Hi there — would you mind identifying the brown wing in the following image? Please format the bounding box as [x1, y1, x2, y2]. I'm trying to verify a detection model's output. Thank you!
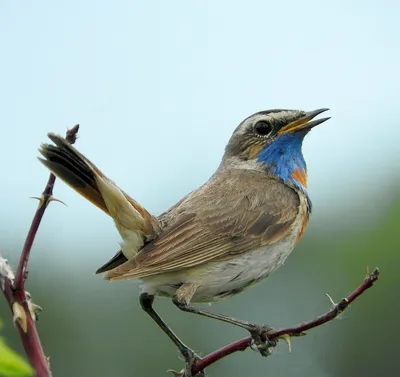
[105, 169, 300, 280]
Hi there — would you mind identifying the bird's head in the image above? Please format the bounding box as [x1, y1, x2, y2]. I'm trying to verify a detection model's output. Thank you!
[223, 108, 330, 193]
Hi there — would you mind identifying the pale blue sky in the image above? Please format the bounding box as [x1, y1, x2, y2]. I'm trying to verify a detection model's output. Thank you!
[1, 1, 399, 261]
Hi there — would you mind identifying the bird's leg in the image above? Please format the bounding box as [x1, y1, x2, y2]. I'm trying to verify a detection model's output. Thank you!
[139, 293, 201, 374]
[173, 289, 276, 357]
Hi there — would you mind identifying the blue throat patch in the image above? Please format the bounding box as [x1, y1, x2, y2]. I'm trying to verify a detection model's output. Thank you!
[257, 132, 308, 193]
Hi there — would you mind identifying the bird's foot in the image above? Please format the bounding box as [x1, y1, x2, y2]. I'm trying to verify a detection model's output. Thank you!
[168, 347, 204, 377]
[248, 324, 277, 357]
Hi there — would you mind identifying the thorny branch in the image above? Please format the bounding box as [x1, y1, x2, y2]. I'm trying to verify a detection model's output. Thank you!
[190, 268, 380, 376]
[0, 125, 79, 377]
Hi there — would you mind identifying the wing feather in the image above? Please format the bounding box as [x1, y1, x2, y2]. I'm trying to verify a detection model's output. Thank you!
[105, 169, 301, 280]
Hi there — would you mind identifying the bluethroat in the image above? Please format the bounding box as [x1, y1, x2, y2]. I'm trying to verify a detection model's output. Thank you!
[39, 108, 330, 367]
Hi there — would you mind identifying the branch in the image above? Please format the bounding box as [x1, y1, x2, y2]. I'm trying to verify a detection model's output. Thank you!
[0, 125, 79, 377]
[191, 268, 380, 376]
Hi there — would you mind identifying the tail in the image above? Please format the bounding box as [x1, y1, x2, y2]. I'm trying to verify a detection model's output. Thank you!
[39, 133, 161, 271]
[39, 133, 110, 215]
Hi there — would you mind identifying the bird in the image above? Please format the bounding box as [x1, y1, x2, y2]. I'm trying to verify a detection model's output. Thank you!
[39, 108, 330, 370]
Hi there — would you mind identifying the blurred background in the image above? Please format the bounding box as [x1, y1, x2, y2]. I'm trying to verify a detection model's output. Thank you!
[1, 1, 399, 376]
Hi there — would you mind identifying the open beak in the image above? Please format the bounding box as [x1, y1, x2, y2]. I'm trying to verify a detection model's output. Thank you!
[278, 108, 330, 134]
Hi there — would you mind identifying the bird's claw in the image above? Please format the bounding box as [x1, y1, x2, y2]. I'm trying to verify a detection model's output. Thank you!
[168, 348, 204, 377]
[248, 324, 277, 357]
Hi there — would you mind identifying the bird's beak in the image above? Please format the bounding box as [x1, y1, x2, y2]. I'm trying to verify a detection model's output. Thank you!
[278, 108, 330, 134]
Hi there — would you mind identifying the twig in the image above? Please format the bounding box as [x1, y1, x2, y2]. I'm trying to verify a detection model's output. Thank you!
[191, 268, 380, 375]
[0, 125, 79, 377]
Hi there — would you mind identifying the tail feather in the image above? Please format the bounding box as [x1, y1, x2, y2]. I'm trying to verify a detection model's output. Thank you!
[39, 133, 162, 265]
[39, 135, 109, 214]
[95, 250, 128, 274]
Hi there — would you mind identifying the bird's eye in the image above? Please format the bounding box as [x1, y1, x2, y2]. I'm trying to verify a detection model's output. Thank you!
[254, 121, 272, 137]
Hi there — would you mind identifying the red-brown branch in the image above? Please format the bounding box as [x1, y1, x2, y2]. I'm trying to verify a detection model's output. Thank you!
[0, 125, 79, 377]
[191, 268, 380, 375]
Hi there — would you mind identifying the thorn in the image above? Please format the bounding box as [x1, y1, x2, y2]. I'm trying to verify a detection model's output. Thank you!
[12, 302, 28, 333]
[25, 291, 43, 321]
[30, 195, 67, 208]
[48, 196, 67, 207]
[30, 195, 47, 209]
[325, 293, 337, 307]
[280, 334, 292, 353]
[167, 369, 185, 377]
[29, 303, 43, 321]
[326, 294, 347, 317]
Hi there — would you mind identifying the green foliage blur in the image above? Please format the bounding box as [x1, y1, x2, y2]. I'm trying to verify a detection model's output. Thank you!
[0, 319, 33, 377]
[0, 190, 399, 377]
